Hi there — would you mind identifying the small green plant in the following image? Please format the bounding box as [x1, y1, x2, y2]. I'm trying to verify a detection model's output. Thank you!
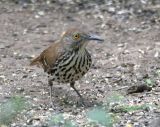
[49, 113, 77, 127]
[87, 107, 114, 127]
[117, 104, 147, 113]
[145, 78, 154, 87]
[123, 104, 148, 112]
[111, 104, 155, 113]
[0, 96, 27, 125]
[156, 69, 160, 77]
[86, 92, 124, 126]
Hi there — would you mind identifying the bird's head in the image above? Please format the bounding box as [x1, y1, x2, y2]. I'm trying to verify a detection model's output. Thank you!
[60, 28, 104, 51]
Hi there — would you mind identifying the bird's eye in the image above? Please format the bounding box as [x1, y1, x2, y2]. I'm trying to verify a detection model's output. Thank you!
[73, 33, 80, 40]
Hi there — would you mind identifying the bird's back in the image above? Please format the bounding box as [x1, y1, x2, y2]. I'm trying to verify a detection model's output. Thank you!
[30, 41, 63, 72]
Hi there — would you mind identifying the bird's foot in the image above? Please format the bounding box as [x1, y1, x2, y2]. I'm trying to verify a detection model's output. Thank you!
[76, 97, 86, 107]
[49, 102, 54, 108]
[48, 96, 55, 109]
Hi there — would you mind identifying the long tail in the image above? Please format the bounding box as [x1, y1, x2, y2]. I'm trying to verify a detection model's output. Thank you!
[30, 56, 41, 66]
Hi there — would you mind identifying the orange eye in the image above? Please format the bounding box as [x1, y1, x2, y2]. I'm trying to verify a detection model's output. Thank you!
[73, 33, 80, 40]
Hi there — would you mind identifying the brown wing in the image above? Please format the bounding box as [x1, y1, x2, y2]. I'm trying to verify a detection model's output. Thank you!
[30, 41, 63, 72]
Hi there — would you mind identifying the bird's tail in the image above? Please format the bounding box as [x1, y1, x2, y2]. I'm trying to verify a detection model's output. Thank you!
[30, 56, 41, 66]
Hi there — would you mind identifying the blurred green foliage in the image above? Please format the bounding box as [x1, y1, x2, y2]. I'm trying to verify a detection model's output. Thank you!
[145, 78, 154, 87]
[87, 107, 113, 127]
[112, 104, 150, 113]
[156, 69, 160, 77]
[49, 113, 77, 127]
[0, 96, 27, 125]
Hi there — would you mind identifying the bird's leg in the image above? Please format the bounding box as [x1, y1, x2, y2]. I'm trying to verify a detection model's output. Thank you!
[48, 78, 54, 107]
[70, 82, 85, 105]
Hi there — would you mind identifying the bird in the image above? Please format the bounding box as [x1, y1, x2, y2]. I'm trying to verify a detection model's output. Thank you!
[30, 28, 104, 105]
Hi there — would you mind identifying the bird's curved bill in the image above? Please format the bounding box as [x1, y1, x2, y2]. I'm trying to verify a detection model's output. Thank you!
[88, 34, 104, 42]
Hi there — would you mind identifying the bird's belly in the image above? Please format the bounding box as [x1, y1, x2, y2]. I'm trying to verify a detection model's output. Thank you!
[50, 50, 92, 83]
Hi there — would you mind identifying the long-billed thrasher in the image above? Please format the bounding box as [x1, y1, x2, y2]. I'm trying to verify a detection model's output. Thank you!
[30, 28, 104, 105]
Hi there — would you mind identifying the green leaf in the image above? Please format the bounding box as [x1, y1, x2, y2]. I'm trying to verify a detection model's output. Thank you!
[145, 79, 154, 86]
[49, 114, 64, 126]
[157, 69, 160, 76]
[0, 96, 27, 125]
[87, 107, 113, 126]
[49, 114, 77, 127]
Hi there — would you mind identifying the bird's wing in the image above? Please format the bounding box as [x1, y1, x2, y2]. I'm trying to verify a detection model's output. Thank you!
[30, 41, 64, 72]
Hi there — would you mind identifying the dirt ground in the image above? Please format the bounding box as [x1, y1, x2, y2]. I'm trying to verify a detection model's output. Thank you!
[0, 0, 160, 127]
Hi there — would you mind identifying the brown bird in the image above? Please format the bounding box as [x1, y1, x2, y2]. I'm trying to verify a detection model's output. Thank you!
[30, 28, 104, 105]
